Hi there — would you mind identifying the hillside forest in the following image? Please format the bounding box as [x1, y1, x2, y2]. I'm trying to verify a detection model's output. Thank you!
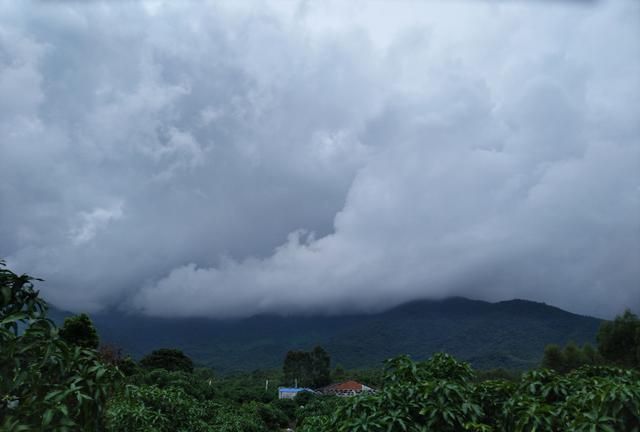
[1, 261, 639, 431]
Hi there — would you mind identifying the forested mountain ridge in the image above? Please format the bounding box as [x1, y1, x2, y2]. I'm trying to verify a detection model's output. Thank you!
[49, 297, 601, 372]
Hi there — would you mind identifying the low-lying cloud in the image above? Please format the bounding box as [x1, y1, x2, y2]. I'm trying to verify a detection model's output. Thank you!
[1, 0, 638, 318]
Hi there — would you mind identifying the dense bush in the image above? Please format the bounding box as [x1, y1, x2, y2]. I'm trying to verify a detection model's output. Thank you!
[130, 368, 217, 400]
[0, 261, 120, 432]
[106, 385, 213, 432]
[59, 313, 100, 349]
[298, 353, 640, 432]
[597, 310, 640, 369]
[105, 383, 281, 432]
[140, 348, 194, 373]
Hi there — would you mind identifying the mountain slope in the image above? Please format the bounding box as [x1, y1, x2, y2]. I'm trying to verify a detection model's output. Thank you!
[49, 297, 601, 372]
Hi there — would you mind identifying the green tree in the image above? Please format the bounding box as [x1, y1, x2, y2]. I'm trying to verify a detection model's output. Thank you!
[563, 341, 586, 372]
[332, 364, 346, 382]
[140, 348, 194, 373]
[581, 342, 599, 365]
[597, 309, 640, 368]
[296, 353, 640, 432]
[310, 346, 331, 388]
[541, 344, 565, 372]
[59, 313, 99, 349]
[283, 350, 312, 387]
[99, 344, 139, 376]
[283, 346, 331, 388]
[0, 261, 119, 431]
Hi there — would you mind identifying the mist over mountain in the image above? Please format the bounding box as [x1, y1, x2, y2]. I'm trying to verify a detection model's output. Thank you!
[50, 297, 601, 373]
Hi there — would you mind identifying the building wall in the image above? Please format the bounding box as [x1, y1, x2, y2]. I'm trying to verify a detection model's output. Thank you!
[278, 391, 298, 399]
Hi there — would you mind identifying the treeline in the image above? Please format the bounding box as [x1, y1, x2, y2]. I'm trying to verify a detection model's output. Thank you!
[541, 310, 640, 373]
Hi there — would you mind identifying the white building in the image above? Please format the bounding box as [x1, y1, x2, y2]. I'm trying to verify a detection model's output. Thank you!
[277, 387, 317, 399]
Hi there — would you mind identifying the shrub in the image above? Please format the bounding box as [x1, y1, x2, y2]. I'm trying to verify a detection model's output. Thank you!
[0, 261, 120, 431]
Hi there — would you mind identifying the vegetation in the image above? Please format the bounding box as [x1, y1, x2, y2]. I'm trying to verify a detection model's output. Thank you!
[597, 309, 640, 369]
[1, 261, 638, 431]
[59, 313, 100, 349]
[0, 261, 119, 431]
[283, 346, 331, 388]
[540, 342, 601, 373]
[140, 348, 195, 373]
[298, 354, 640, 432]
[48, 297, 601, 372]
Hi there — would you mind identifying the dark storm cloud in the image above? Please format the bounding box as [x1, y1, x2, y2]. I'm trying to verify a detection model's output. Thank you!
[0, 0, 638, 318]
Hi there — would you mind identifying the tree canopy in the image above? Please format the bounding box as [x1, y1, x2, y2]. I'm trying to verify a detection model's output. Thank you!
[140, 348, 194, 373]
[283, 346, 331, 388]
[59, 313, 100, 349]
[597, 309, 640, 369]
[0, 261, 119, 432]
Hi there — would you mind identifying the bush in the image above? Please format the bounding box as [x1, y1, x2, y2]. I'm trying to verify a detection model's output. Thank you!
[59, 313, 99, 349]
[140, 348, 194, 373]
[0, 261, 120, 431]
[297, 354, 640, 432]
[106, 385, 212, 432]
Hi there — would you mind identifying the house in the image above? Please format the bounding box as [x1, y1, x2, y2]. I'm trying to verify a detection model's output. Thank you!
[317, 380, 375, 397]
[277, 387, 317, 400]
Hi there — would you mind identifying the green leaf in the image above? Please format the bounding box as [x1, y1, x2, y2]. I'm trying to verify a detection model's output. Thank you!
[42, 409, 54, 426]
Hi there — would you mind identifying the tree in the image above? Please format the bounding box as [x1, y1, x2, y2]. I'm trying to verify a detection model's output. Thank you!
[59, 313, 99, 349]
[140, 348, 194, 373]
[310, 346, 331, 388]
[541, 344, 565, 372]
[563, 341, 586, 372]
[581, 343, 599, 365]
[99, 343, 139, 376]
[283, 350, 312, 387]
[332, 364, 346, 382]
[597, 309, 640, 368]
[283, 346, 332, 388]
[0, 261, 119, 431]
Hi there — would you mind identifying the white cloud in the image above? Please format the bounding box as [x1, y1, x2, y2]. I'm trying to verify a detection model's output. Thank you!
[69, 203, 124, 245]
[0, 0, 638, 318]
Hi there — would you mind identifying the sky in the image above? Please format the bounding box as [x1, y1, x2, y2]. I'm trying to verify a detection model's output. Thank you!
[0, 0, 638, 319]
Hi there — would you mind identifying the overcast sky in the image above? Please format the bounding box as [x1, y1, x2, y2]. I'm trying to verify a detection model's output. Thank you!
[1, 0, 638, 319]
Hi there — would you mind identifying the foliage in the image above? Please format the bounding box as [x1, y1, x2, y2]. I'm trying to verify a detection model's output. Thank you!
[474, 368, 520, 382]
[130, 368, 216, 401]
[283, 345, 331, 387]
[283, 350, 312, 387]
[541, 341, 600, 373]
[105, 385, 212, 432]
[310, 346, 332, 387]
[298, 353, 640, 432]
[105, 383, 285, 432]
[0, 261, 120, 432]
[105, 364, 292, 432]
[212, 369, 278, 404]
[302, 353, 483, 432]
[296, 395, 344, 431]
[140, 348, 194, 373]
[248, 400, 289, 430]
[597, 309, 640, 368]
[99, 344, 139, 376]
[59, 313, 100, 349]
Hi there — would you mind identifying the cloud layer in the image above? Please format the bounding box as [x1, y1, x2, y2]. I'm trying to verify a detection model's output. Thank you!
[1, 0, 638, 318]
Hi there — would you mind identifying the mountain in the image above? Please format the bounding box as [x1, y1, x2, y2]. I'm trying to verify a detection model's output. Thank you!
[48, 297, 602, 373]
